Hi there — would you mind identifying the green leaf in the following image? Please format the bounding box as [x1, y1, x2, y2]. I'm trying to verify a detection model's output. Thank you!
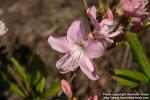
[112, 76, 138, 88]
[8, 81, 25, 97]
[113, 69, 149, 83]
[11, 58, 28, 85]
[126, 32, 150, 79]
[29, 53, 47, 93]
[98, 0, 105, 14]
[31, 71, 41, 86]
[36, 77, 46, 93]
[29, 53, 47, 78]
[0, 71, 7, 80]
[143, 17, 149, 27]
[0, 71, 25, 97]
[44, 80, 60, 97]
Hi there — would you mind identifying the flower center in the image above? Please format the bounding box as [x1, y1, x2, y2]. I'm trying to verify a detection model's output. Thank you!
[57, 43, 84, 73]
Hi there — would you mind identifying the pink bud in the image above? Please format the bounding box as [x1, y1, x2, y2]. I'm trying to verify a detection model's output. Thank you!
[88, 95, 98, 100]
[60, 79, 73, 98]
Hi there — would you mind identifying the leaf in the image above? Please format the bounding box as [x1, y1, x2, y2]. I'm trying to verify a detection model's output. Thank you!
[0, 70, 25, 97]
[112, 76, 138, 88]
[0, 71, 25, 97]
[113, 69, 149, 83]
[36, 77, 46, 93]
[11, 58, 28, 85]
[31, 71, 41, 86]
[44, 80, 60, 97]
[98, 0, 105, 13]
[29, 53, 47, 78]
[8, 81, 25, 97]
[0, 71, 7, 80]
[29, 53, 47, 93]
[143, 17, 149, 27]
[126, 32, 150, 79]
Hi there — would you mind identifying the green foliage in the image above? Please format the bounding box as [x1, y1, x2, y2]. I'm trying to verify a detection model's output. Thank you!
[126, 32, 150, 79]
[113, 69, 149, 83]
[30, 53, 47, 94]
[112, 76, 138, 88]
[143, 17, 149, 27]
[7, 80, 26, 97]
[30, 53, 47, 77]
[113, 32, 150, 88]
[0, 53, 61, 99]
[98, 0, 105, 13]
[36, 77, 46, 93]
[44, 80, 60, 97]
[0, 71, 25, 97]
[11, 58, 29, 86]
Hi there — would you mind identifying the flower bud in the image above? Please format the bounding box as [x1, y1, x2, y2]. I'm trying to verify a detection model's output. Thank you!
[60, 79, 73, 98]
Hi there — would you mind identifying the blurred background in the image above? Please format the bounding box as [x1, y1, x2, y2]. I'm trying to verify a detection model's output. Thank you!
[0, 0, 150, 99]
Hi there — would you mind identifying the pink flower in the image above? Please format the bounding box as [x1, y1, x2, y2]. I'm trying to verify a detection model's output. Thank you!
[0, 21, 7, 36]
[88, 95, 98, 100]
[86, 6, 123, 44]
[61, 79, 72, 98]
[48, 20, 105, 80]
[116, 0, 150, 24]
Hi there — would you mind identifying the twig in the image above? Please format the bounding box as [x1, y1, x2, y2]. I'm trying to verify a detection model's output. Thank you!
[69, 73, 77, 83]
[121, 46, 130, 69]
[82, 0, 88, 9]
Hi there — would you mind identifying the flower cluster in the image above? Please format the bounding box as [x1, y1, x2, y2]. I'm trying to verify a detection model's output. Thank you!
[87, 6, 123, 45]
[48, 0, 150, 80]
[116, 0, 150, 26]
[48, 8, 122, 80]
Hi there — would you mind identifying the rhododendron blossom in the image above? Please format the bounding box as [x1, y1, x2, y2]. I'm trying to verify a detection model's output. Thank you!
[61, 79, 72, 98]
[86, 6, 123, 44]
[48, 20, 105, 80]
[0, 21, 7, 36]
[116, 0, 150, 24]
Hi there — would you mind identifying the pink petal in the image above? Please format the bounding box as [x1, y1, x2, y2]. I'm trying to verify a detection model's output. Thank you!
[86, 6, 97, 21]
[86, 6, 100, 31]
[61, 79, 73, 97]
[106, 26, 123, 38]
[104, 8, 114, 20]
[48, 36, 71, 53]
[0, 21, 7, 36]
[100, 19, 115, 35]
[116, 0, 133, 16]
[79, 52, 99, 80]
[131, 17, 142, 23]
[67, 20, 85, 43]
[105, 37, 114, 43]
[56, 53, 79, 73]
[85, 40, 105, 59]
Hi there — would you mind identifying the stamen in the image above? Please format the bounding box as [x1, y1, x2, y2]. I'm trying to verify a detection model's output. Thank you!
[59, 47, 83, 72]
